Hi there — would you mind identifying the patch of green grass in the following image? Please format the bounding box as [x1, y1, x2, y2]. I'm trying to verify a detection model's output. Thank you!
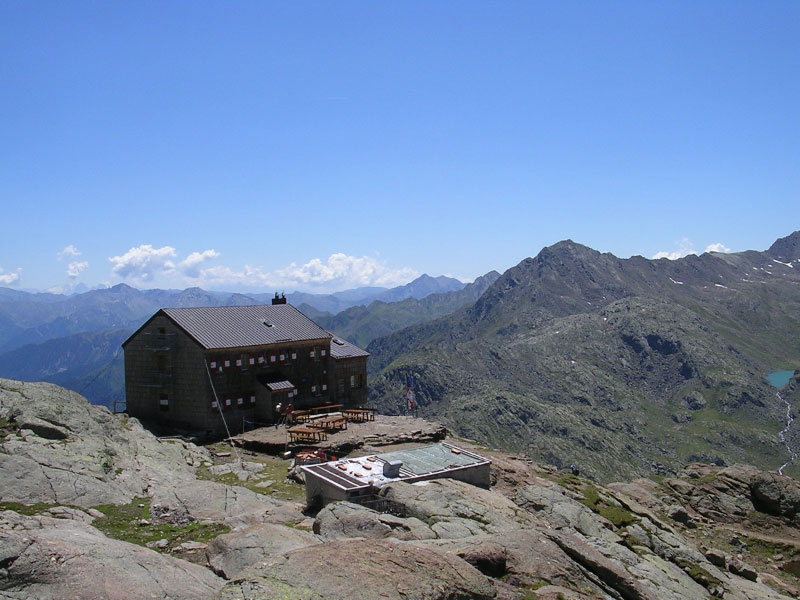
[92, 497, 229, 551]
[0, 501, 59, 516]
[195, 457, 305, 502]
[579, 485, 637, 528]
[0, 416, 18, 444]
[675, 557, 723, 591]
[745, 537, 800, 560]
[554, 473, 583, 492]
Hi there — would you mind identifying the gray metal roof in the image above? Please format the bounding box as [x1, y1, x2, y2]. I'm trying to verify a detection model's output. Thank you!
[266, 380, 295, 392]
[329, 335, 370, 359]
[162, 304, 332, 350]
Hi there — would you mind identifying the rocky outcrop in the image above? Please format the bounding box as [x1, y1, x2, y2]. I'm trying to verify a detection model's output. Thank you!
[313, 501, 435, 541]
[0, 379, 207, 508]
[379, 479, 536, 537]
[1, 379, 798, 600]
[217, 539, 496, 600]
[0, 510, 223, 600]
[206, 523, 319, 579]
[666, 463, 800, 521]
[150, 479, 305, 529]
[0, 379, 308, 597]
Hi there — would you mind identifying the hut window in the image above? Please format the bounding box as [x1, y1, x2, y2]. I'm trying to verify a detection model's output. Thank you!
[237, 397, 243, 406]
[159, 394, 169, 411]
[250, 395, 256, 404]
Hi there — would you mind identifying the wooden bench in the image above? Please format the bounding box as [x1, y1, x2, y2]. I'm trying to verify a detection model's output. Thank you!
[288, 427, 328, 443]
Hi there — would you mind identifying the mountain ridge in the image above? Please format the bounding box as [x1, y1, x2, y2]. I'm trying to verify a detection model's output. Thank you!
[367, 231, 800, 481]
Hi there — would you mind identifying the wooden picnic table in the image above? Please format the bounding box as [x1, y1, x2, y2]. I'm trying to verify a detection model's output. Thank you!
[288, 426, 328, 443]
[310, 404, 343, 415]
[342, 408, 376, 423]
[292, 410, 311, 423]
[308, 416, 348, 431]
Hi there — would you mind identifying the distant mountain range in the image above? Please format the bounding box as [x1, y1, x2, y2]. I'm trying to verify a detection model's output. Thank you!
[5, 232, 800, 484]
[284, 274, 466, 314]
[307, 272, 500, 348]
[0, 273, 479, 407]
[367, 231, 800, 482]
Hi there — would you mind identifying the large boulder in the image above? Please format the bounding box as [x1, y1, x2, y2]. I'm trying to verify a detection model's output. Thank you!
[379, 479, 536, 537]
[0, 510, 223, 600]
[313, 501, 436, 541]
[0, 379, 207, 508]
[206, 523, 319, 579]
[515, 484, 620, 543]
[217, 539, 496, 600]
[410, 530, 614, 595]
[749, 470, 800, 518]
[150, 479, 305, 529]
[667, 463, 800, 521]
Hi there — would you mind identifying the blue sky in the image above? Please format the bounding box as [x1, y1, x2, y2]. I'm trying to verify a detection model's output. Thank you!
[1, 2, 798, 293]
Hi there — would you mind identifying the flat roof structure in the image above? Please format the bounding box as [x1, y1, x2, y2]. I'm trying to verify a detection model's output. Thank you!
[301, 442, 491, 507]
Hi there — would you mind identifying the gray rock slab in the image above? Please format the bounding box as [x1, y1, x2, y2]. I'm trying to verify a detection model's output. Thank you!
[150, 479, 305, 528]
[515, 484, 620, 543]
[312, 501, 435, 541]
[0, 510, 223, 600]
[380, 478, 536, 536]
[0, 379, 209, 509]
[207, 523, 319, 579]
[216, 539, 495, 600]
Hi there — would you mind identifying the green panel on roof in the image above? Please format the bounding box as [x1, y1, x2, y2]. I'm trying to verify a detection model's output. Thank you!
[376, 443, 486, 476]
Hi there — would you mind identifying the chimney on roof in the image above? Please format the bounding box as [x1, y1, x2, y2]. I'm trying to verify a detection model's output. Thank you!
[272, 292, 287, 305]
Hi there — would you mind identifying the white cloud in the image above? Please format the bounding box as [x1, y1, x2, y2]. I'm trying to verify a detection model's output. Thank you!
[0, 268, 21, 285]
[652, 238, 696, 260]
[109, 245, 177, 280]
[275, 253, 418, 289]
[107, 244, 418, 292]
[67, 261, 89, 278]
[704, 243, 731, 254]
[57, 245, 81, 259]
[183, 253, 417, 291]
[179, 249, 220, 278]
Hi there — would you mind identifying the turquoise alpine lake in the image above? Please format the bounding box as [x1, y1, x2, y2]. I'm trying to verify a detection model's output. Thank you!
[767, 370, 796, 389]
